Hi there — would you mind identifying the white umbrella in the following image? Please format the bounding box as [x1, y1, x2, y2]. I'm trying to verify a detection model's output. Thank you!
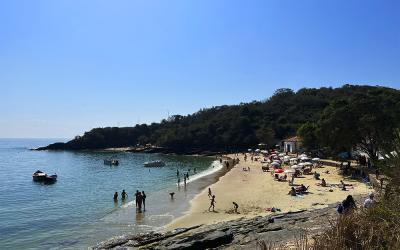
[300, 154, 307, 157]
[248, 149, 252, 151]
[312, 158, 320, 161]
[290, 158, 297, 161]
[305, 162, 313, 165]
[301, 157, 309, 160]
[298, 162, 306, 166]
[283, 170, 295, 174]
[291, 165, 301, 169]
[273, 160, 280, 162]
[255, 149, 260, 152]
[283, 156, 290, 159]
[271, 162, 280, 165]
[278, 154, 284, 157]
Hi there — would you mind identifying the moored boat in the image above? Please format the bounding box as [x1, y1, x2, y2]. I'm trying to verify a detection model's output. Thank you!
[32, 170, 57, 182]
[104, 158, 119, 165]
[144, 160, 165, 166]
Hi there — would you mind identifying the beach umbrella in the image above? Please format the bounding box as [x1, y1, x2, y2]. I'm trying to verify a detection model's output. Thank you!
[283, 156, 290, 159]
[278, 154, 284, 157]
[291, 165, 301, 169]
[301, 156, 309, 160]
[273, 169, 284, 173]
[305, 162, 313, 166]
[255, 149, 260, 152]
[300, 154, 307, 157]
[298, 163, 306, 166]
[271, 162, 280, 165]
[312, 158, 320, 161]
[290, 158, 297, 161]
[283, 170, 295, 174]
[273, 159, 280, 162]
[248, 149, 252, 151]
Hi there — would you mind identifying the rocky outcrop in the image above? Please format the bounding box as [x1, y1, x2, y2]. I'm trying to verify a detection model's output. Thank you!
[90, 203, 340, 250]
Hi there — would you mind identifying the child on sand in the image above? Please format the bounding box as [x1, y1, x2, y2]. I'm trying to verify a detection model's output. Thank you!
[208, 188, 212, 198]
[233, 202, 238, 213]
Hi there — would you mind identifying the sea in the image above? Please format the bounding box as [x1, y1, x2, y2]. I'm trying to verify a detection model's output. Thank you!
[0, 138, 224, 250]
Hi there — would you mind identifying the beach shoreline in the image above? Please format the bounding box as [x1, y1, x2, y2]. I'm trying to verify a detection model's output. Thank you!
[165, 153, 374, 231]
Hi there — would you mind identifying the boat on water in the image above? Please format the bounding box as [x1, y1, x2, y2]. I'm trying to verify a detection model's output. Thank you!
[104, 158, 119, 165]
[144, 160, 165, 166]
[32, 170, 57, 182]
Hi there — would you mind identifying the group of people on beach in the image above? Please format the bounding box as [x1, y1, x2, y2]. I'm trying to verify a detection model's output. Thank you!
[113, 190, 146, 211]
[177, 168, 194, 186]
[207, 187, 239, 214]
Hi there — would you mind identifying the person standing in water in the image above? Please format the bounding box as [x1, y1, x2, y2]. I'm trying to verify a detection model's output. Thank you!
[178, 176, 180, 186]
[134, 190, 140, 208]
[137, 193, 143, 211]
[113, 192, 118, 200]
[142, 191, 146, 210]
[184, 174, 187, 186]
[177, 169, 179, 177]
[121, 190, 128, 199]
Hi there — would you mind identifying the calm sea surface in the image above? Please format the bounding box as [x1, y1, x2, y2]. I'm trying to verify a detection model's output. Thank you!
[0, 139, 220, 249]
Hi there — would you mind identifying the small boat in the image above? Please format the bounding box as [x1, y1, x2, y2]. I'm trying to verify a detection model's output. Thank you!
[32, 170, 57, 182]
[144, 160, 165, 166]
[104, 158, 119, 165]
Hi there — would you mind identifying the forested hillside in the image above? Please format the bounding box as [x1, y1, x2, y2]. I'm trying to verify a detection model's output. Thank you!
[47, 85, 397, 150]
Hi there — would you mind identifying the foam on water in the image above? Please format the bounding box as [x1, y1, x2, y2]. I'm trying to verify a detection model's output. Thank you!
[180, 160, 222, 185]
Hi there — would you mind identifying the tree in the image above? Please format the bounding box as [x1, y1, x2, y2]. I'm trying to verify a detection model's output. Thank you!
[297, 122, 319, 150]
[316, 88, 400, 159]
[256, 127, 276, 150]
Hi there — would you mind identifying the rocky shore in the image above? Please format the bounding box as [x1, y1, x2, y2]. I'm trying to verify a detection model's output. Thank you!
[90, 203, 340, 250]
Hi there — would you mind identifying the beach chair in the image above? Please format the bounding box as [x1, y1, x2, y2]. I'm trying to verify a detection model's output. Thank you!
[365, 181, 372, 189]
[288, 177, 294, 186]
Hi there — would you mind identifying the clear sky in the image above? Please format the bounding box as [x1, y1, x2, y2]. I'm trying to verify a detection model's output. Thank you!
[0, 0, 399, 138]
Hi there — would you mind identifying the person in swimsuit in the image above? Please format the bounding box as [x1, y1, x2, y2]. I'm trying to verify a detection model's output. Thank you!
[233, 202, 238, 213]
[121, 190, 128, 199]
[208, 188, 212, 198]
[113, 192, 118, 200]
[142, 191, 146, 210]
[208, 195, 216, 212]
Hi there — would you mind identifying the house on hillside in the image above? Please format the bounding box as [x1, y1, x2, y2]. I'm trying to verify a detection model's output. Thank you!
[283, 136, 304, 153]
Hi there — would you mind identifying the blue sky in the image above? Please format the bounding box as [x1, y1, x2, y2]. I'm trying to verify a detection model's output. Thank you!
[0, 0, 399, 138]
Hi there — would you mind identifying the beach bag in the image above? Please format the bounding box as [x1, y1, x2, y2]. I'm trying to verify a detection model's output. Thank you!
[337, 202, 343, 214]
[271, 207, 275, 212]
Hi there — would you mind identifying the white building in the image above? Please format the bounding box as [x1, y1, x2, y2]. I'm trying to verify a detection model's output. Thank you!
[283, 136, 302, 153]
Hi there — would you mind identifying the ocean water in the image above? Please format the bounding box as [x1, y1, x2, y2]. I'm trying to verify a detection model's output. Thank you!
[0, 139, 221, 249]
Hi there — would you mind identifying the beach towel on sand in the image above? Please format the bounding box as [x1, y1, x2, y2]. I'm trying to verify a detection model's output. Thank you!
[318, 189, 328, 192]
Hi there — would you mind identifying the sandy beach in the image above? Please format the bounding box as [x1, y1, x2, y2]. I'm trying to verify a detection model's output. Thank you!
[166, 153, 373, 231]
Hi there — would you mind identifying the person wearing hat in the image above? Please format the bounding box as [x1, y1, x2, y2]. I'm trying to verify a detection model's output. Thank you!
[364, 192, 375, 208]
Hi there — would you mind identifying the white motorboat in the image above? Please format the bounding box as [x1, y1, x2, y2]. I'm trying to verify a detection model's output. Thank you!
[144, 160, 165, 166]
[32, 170, 57, 182]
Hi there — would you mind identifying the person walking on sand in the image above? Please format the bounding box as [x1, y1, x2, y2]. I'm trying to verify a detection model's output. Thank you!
[208, 188, 212, 198]
[208, 195, 216, 212]
[233, 202, 238, 213]
[142, 191, 146, 210]
[121, 190, 128, 199]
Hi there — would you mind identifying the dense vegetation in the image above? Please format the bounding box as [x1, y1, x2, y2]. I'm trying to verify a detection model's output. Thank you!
[58, 85, 398, 152]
